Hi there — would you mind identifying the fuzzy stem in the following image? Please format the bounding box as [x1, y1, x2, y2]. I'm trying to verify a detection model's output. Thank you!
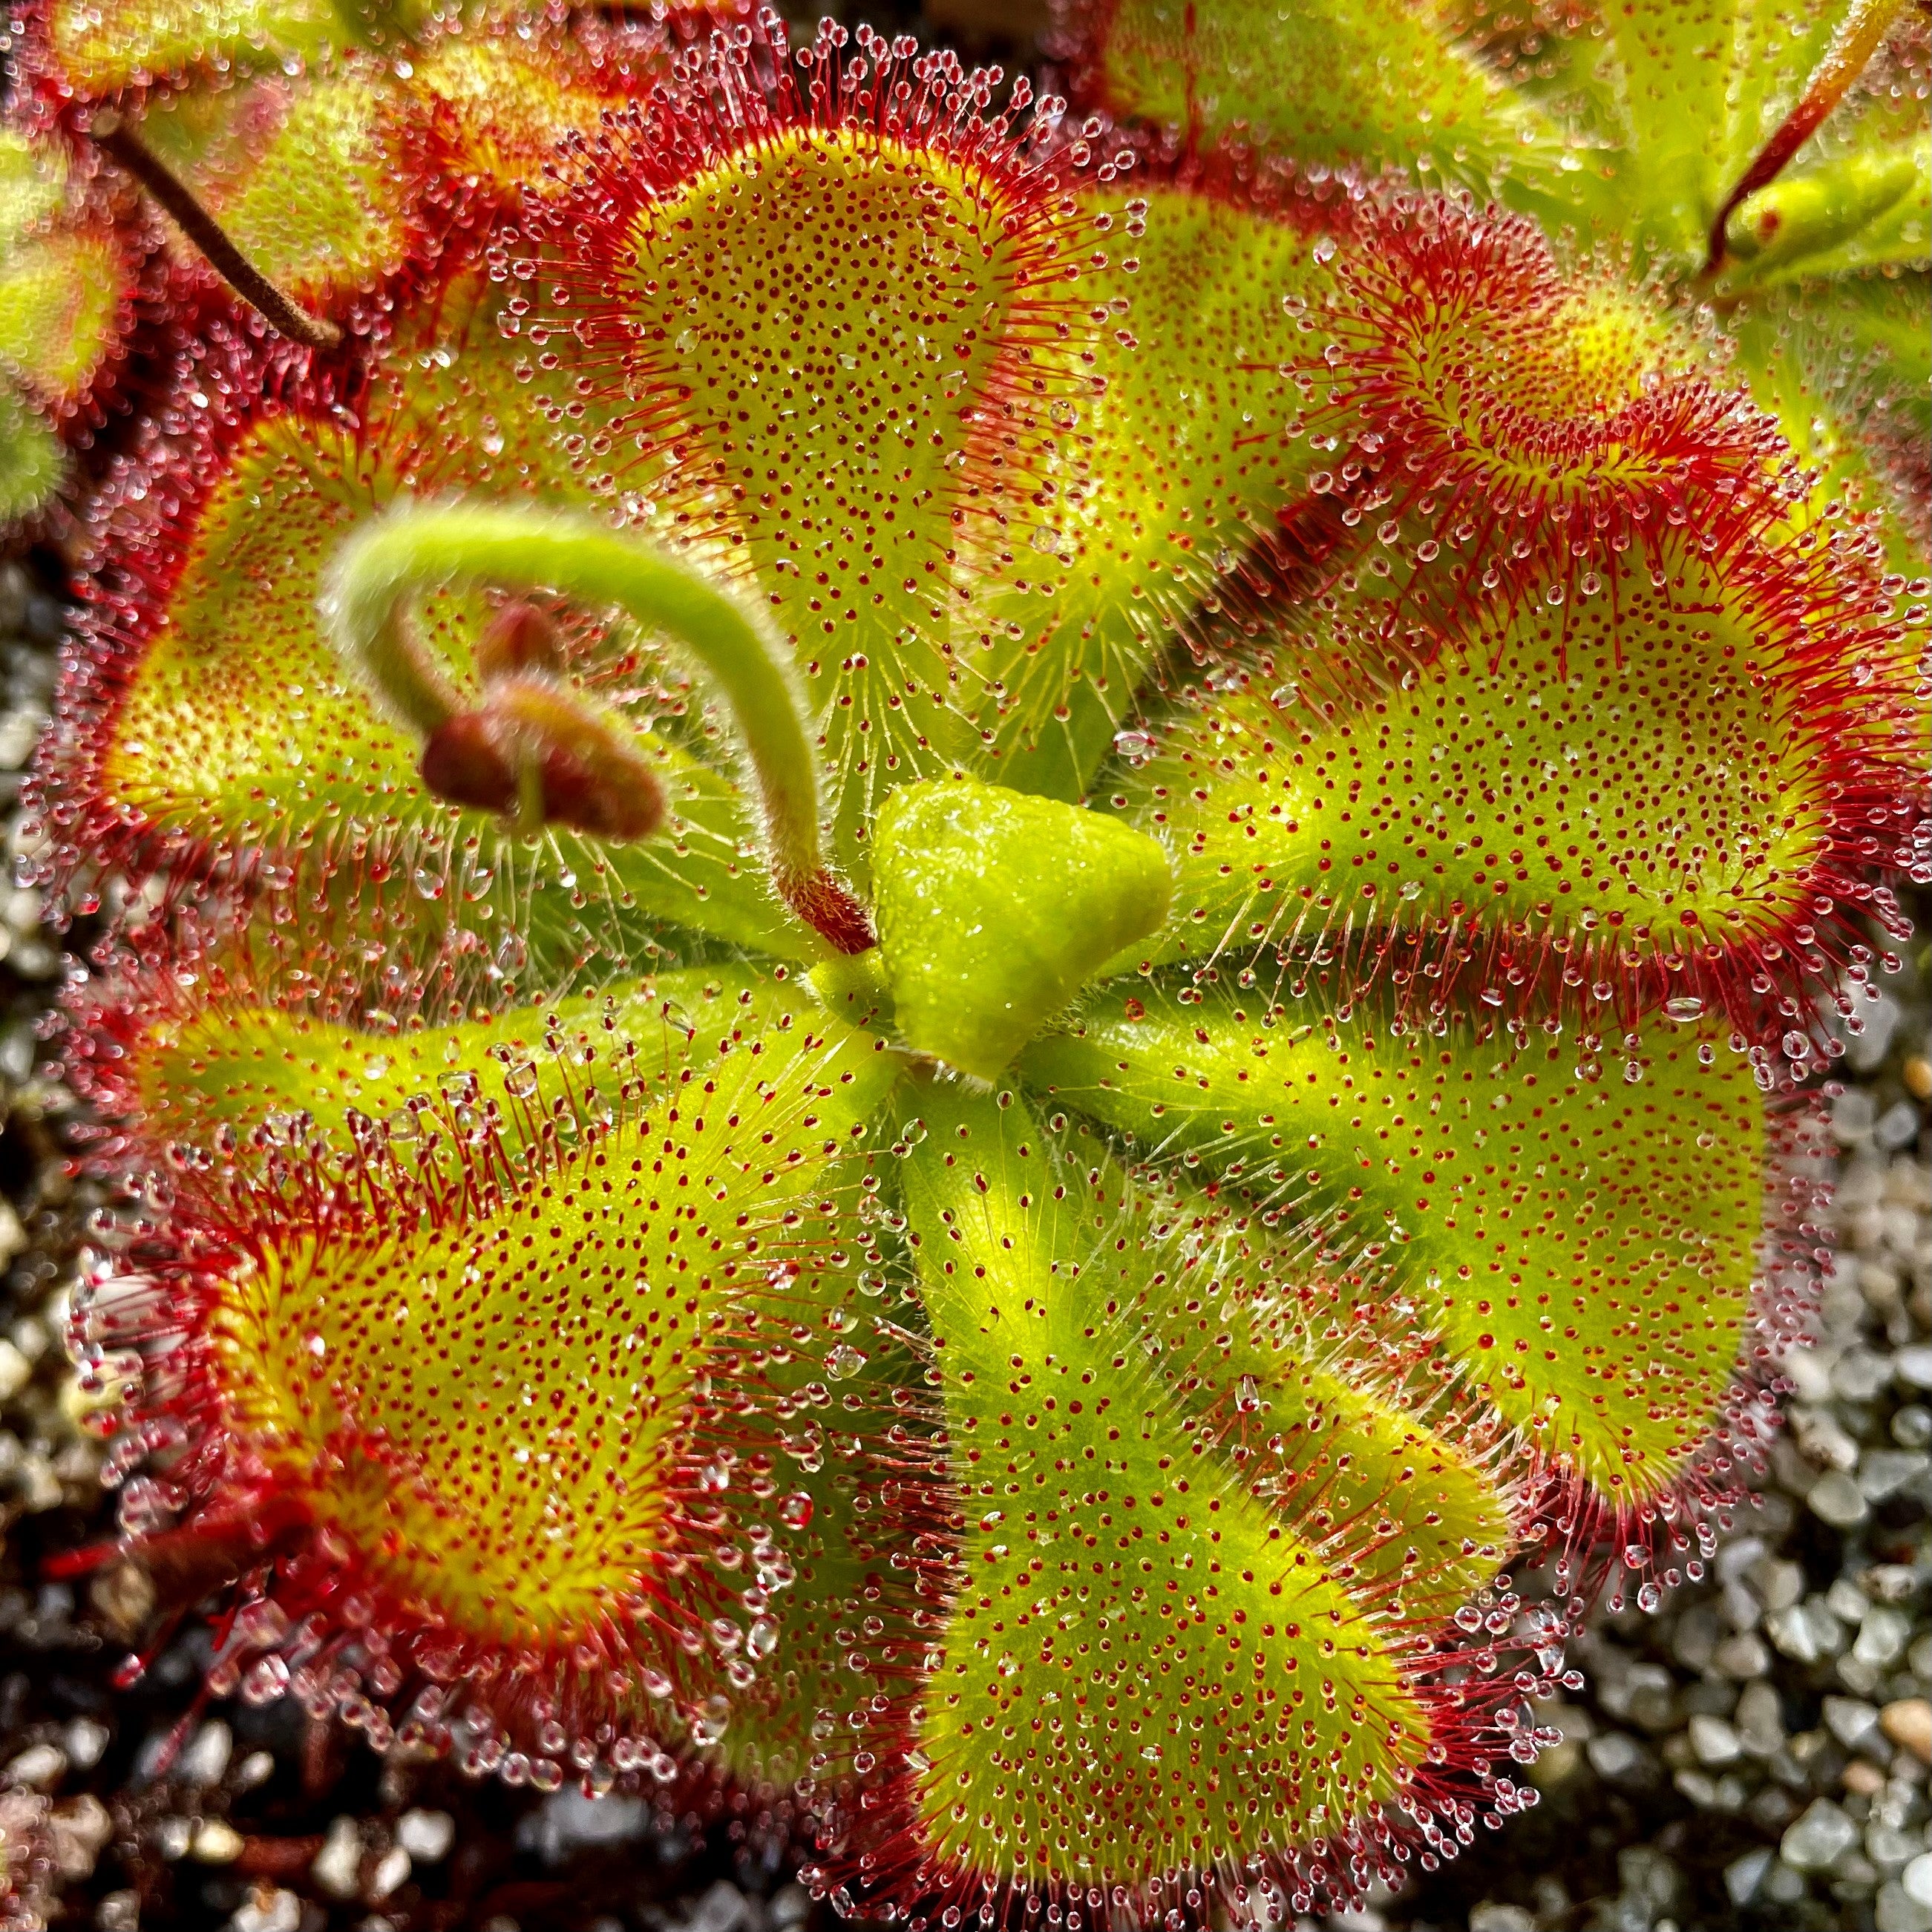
[1703, 0, 1906, 276]
[328, 500, 873, 952]
[91, 111, 344, 353]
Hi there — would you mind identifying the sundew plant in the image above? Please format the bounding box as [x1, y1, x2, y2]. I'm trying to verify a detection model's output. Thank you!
[0, 0, 1926, 1922]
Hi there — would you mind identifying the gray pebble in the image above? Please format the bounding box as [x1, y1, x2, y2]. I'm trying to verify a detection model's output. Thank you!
[1825, 1696, 1882, 1749]
[1688, 1714, 1742, 1766]
[1725, 1845, 1773, 1905]
[1465, 1908, 1533, 1932]
[1864, 1450, 1932, 1499]
[1713, 1630, 1771, 1679]
[1738, 1682, 1787, 1755]
[1586, 1732, 1651, 1782]
[1783, 1796, 1861, 1871]
[1878, 1881, 1932, 1932]
[1896, 1345, 1932, 1391]
[1812, 1468, 1872, 1527]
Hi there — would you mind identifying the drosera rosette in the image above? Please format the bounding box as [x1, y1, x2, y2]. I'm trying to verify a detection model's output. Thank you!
[19, 4, 1927, 1925]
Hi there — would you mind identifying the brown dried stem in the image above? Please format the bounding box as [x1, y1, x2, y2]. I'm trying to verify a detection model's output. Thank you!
[90, 111, 344, 353]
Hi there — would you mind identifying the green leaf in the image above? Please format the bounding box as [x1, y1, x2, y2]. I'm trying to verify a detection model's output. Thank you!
[1727, 272, 1930, 583]
[584, 125, 1042, 875]
[33, 0, 421, 94]
[0, 229, 122, 402]
[207, 1012, 888, 1674]
[0, 128, 70, 245]
[0, 385, 64, 523]
[143, 68, 413, 302]
[93, 290, 807, 969]
[894, 1077, 1478, 1885]
[1103, 530, 1885, 998]
[970, 188, 1339, 801]
[121, 963, 799, 1158]
[871, 779, 1172, 1080]
[37, 0, 340, 94]
[131, 965, 908, 1771]
[1021, 988, 1766, 1500]
[1077, 0, 1576, 220]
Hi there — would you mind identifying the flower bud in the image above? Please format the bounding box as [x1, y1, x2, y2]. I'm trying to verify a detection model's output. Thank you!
[420, 710, 517, 813]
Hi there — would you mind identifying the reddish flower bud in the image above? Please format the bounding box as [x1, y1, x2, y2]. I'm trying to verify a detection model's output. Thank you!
[475, 599, 566, 682]
[419, 710, 517, 813]
[534, 739, 664, 842]
[489, 675, 664, 842]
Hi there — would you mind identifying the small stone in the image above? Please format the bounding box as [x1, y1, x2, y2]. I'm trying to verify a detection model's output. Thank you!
[1670, 1603, 1720, 1671]
[1716, 1536, 1767, 1585]
[1726, 1846, 1773, 1907]
[1881, 1881, 1932, 1932]
[312, 1817, 363, 1899]
[1861, 1608, 1916, 1669]
[1896, 1407, 1932, 1449]
[46, 1795, 111, 1880]
[1713, 1631, 1771, 1679]
[1870, 1822, 1919, 1871]
[1460, 1901, 1537, 1932]
[1467, 1908, 1534, 1932]
[1813, 1469, 1871, 1527]
[1689, 1715, 1743, 1766]
[5, 1743, 65, 1789]
[1826, 1697, 1883, 1749]
[176, 1721, 232, 1789]
[1838, 1349, 1896, 1401]
[1875, 1101, 1920, 1151]
[1585, 1732, 1649, 1782]
[1838, 1089, 1879, 1143]
[1738, 1683, 1787, 1755]
[1847, 1760, 1889, 1796]
[1867, 1565, 1921, 1603]
[233, 1752, 275, 1792]
[1883, 1700, 1932, 1765]
[396, 1810, 453, 1864]
[366, 1845, 410, 1902]
[226, 1890, 301, 1932]
[1899, 1346, 1932, 1391]
[1908, 1853, 1932, 1907]
[62, 1720, 108, 1771]
[0, 1339, 30, 1403]
[96, 1889, 141, 1931]
[1864, 1451, 1932, 1501]
[1783, 1796, 1861, 1872]
[1768, 1603, 1822, 1663]
[1795, 1407, 1861, 1470]
[190, 1820, 243, 1864]
[1750, 1554, 1807, 1612]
